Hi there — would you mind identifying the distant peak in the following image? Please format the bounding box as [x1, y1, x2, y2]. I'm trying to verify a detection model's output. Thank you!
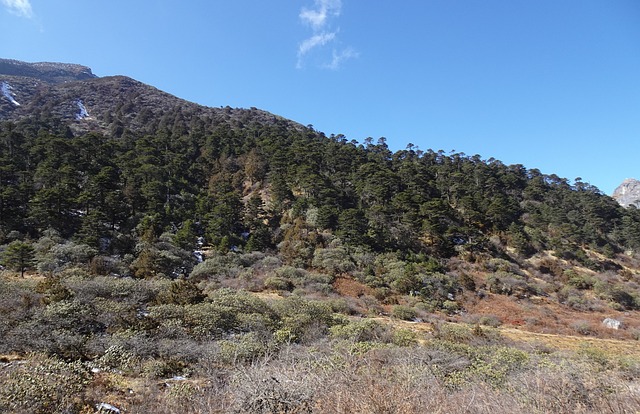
[612, 178, 640, 208]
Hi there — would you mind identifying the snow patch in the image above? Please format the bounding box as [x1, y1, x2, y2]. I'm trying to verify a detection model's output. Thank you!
[1, 82, 20, 106]
[96, 402, 121, 414]
[75, 99, 90, 120]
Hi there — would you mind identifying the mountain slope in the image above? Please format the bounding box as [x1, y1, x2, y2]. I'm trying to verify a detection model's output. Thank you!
[2, 57, 640, 414]
[0, 58, 299, 137]
[1, 57, 640, 325]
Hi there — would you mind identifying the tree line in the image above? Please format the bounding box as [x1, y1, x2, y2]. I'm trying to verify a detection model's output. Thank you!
[1, 113, 639, 276]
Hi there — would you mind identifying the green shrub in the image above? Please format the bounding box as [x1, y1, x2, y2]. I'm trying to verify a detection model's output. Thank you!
[35, 276, 73, 304]
[189, 253, 243, 281]
[392, 305, 417, 321]
[264, 276, 294, 292]
[392, 328, 418, 346]
[143, 357, 189, 379]
[0, 354, 91, 414]
[218, 332, 268, 364]
[312, 245, 355, 274]
[155, 279, 206, 305]
[441, 300, 460, 314]
[565, 271, 595, 290]
[272, 297, 335, 343]
[330, 319, 390, 342]
[95, 344, 138, 372]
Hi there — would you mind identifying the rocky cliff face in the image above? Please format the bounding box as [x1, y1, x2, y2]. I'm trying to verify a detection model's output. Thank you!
[0, 58, 96, 84]
[612, 178, 640, 208]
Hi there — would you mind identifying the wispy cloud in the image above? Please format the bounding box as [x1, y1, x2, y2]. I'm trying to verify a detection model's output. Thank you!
[325, 47, 359, 71]
[297, 32, 336, 67]
[297, 0, 357, 70]
[300, 0, 341, 30]
[1, 0, 33, 18]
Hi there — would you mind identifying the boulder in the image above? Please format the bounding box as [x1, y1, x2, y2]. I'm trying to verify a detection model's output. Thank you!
[602, 318, 623, 330]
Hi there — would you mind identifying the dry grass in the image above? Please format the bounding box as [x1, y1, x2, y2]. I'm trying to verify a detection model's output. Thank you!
[461, 290, 640, 339]
[500, 327, 640, 358]
[79, 344, 640, 414]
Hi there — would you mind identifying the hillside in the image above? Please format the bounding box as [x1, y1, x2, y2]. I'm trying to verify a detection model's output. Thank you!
[0, 58, 299, 138]
[1, 58, 640, 413]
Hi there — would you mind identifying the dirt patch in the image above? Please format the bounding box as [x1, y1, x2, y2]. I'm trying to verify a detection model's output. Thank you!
[333, 277, 374, 298]
[461, 291, 640, 340]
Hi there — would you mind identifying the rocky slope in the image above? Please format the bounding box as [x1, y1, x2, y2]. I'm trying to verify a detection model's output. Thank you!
[0, 58, 298, 136]
[612, 178, 640, 208]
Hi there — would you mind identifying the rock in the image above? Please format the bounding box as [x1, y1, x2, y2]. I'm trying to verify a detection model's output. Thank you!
[0, 58, 96, 84]
[612, 178, 640, 208]
[602, 318, 623, 330]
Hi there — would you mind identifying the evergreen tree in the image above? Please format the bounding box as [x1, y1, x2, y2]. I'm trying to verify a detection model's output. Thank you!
[2, 240, 35, 277]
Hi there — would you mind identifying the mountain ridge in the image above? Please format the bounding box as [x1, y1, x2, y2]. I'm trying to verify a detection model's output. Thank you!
[0, 58, 96, 83]
[0, 58, 300, 136]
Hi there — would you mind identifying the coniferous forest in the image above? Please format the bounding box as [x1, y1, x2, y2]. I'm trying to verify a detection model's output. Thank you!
[1, 65, 640, 413]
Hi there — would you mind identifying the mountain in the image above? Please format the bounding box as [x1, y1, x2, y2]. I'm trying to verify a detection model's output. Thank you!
[1, 56, 640, 314]
[612, 178, 640, 208]
[0, 58, 298, 137]
[1, 58, 640, 413]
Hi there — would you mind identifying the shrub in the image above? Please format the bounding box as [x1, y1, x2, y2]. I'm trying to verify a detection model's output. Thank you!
[218, 332, 268, 364]
[392, 305, 417, 321]
[36, 241, 97, 274]
[0, 354, 91, 414]
[392, 328, 418, 346]
[95, 344, 138, 372]
[478, 315, 502, 328]
[330, 319, 390, 343]
[35, 276, 73, 304]
[418, 272, 459, 303]
[272, 297, 335, 343]
[189, 253, 243, 281]
[264, 276, 294, 292]
[311, 246, 355, 274]
[441, 300, 460, 314]
[155, 279, 206, 305]
[143, 357, 189, 379]
[571, 320, 593, 335]
[68, 276, 165, 306]
[565, 271, 595, 290]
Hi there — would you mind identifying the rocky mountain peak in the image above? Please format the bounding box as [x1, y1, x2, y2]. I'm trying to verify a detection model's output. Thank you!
[0, 58, 96, 83]
[612, 178, 640, 208]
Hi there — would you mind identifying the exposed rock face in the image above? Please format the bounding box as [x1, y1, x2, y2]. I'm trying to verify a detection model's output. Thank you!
[612, 178, 640, 208]
[0, 58, 96, 84]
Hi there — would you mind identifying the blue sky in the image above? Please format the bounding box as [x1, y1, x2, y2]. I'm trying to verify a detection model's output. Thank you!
[2, 0, 639, 195]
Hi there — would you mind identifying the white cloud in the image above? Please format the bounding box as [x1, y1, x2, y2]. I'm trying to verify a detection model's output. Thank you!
[297, 0, 356, 70]
[325, 47, 359, 70]
[1, 0, 33, 18]
[297, 31, 337, 68]
[300, 0, 341, 30]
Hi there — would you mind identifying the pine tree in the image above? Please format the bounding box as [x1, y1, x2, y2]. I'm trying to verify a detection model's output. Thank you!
[2, 240, 35, 277]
